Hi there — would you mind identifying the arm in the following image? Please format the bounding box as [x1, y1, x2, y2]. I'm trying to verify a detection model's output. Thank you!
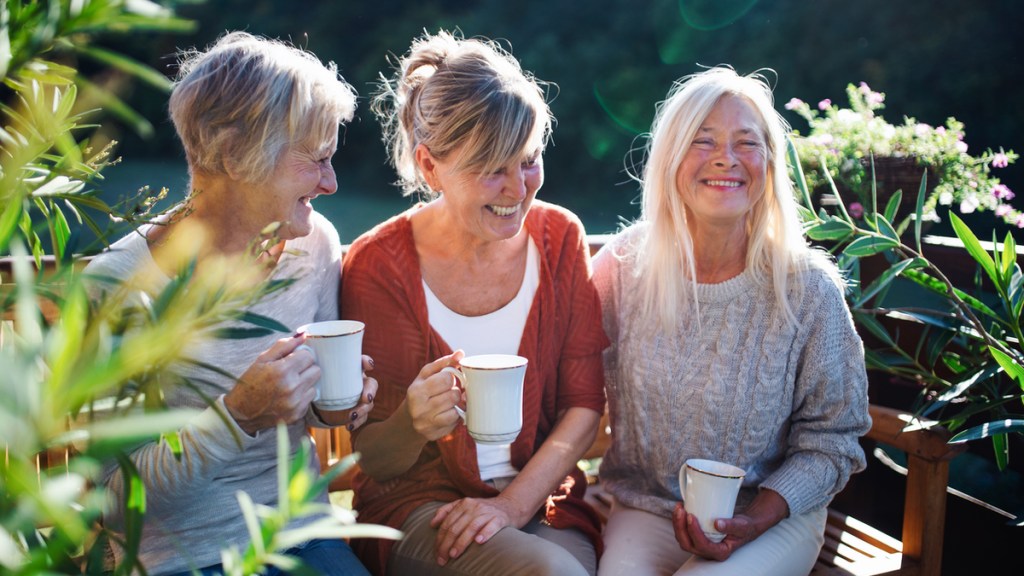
[351, 352, 464, 480]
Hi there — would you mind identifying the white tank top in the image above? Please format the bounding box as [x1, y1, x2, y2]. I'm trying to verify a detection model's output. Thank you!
[423, 238, 539, 481]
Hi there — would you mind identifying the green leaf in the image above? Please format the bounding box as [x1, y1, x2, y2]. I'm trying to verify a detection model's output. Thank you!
[211, 326, 276, 340]
[883, 189, 903, 225]
[950, 421, 1024, 443]
[950, 212, 1000, 288]
[76, 45, 173, 92]
[1000, 231, 1017, 285]
[874, 213, 900, 242]
[913, 169, 928, 252]
[237, 311, 290, 334]
[0, 200, 22, 254]
[854, 258, 916, 307]
[843, 235, 898, 257]
[804, 218, 855, 241]
[988, 347, 1024, 384]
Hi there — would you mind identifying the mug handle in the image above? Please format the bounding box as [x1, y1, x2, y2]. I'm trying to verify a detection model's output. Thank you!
[440, 366, 467, 422]
[297, 344, 319, 401]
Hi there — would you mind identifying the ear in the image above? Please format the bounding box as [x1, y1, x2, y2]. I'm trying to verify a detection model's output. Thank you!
[414, 143, 443, 192]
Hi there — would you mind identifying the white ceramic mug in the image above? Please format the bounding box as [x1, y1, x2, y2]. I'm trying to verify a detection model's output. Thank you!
[297, 320, 365, 411]
[441, 354, 528, 445]
[679, 458, 746, 543]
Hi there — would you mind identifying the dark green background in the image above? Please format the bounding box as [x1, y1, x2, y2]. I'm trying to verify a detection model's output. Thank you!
[91, 0, 1024, 243]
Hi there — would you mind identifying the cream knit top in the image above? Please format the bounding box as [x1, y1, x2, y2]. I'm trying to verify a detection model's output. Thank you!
[593, 225, 871, 519]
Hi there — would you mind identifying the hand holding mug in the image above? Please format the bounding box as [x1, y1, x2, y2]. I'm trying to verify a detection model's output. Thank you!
[406, 351, 466, 441]
[225, 335, 320, 435]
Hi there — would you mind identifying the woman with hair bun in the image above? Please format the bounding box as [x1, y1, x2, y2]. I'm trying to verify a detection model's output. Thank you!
[341, 30, 607, 576]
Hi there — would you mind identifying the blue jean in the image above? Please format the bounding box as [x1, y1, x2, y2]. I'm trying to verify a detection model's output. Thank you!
[164, 538, 370, 576]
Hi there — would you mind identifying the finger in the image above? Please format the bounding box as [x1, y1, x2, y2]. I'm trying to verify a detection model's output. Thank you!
[362, 354, 375, 372]
[430, 500, 457, 528]
[360, 375, 378, 406]
[473, 515, 506, 545]
[417, 350, 466, 382]
[257, 334, 307, 362]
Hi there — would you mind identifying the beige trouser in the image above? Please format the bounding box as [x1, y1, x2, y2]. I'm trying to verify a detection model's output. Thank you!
[386, 499, 597, 576]
[598, 499, 826, 576]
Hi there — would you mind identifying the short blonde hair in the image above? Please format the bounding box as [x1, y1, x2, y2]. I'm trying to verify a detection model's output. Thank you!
[373, 29, 552, 197]
[629, 66, 833, 329]
[169, 31, 357, 184]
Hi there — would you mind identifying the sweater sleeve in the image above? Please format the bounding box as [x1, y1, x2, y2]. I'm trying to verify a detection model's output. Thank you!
[759, 273, 872, 515]
[552, 212, 608, 413]
[339, 219, 433, 435]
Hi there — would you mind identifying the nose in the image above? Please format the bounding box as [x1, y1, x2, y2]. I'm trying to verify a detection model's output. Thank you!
[319, 161, 338, 196]
[713, 145, 738, 168]
[505, 165, 528, 200]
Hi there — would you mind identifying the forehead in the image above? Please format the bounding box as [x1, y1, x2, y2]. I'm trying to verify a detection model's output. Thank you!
[700, 95, 764, 135]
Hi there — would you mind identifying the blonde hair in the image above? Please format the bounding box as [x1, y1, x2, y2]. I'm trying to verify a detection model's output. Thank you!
[373, 29, 553, 197]
[628, 66, 836, 329]
[169, 31, 357, 184]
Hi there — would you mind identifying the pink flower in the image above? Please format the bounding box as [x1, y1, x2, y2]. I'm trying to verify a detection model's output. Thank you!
[996, 204, 1012, 217]
[935, 126, 946, 135]
[849, 202, 864, 218]
[993, 153, 1010, 168]
[1015, 215, 1024, 229]
[914, 123, 931, 137]
[867, 92, 885, 106]
[993, 184, 1015, 200]
[858, 82, 872, 94]
[955, 141, 969, 154]
[818, 99, 831, 110]
[785, 98, 803, 110]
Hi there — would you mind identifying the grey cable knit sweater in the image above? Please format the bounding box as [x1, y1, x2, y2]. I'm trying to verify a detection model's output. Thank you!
[593, 226, 871, 519]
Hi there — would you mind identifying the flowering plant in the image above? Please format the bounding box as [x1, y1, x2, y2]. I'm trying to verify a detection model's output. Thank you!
[786, 82, 1019, 227]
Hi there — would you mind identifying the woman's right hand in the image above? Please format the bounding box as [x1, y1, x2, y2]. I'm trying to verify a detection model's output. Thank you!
[224, 335, 319, 436]
[406, 350, 465, 441]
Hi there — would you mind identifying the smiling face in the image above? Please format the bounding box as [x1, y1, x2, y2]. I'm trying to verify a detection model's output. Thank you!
[419, 137, 544, 244]
[676, 94, 768, 234]
[254, 135, 339, 240]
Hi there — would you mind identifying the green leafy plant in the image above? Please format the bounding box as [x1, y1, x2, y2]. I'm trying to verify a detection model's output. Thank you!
[790, 139, 1024, 472]
[788, 82, 1019, 230]
[2, 2, 399, 573]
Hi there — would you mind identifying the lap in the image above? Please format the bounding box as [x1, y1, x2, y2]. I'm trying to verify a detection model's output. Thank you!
[599, 499, 826, 576]
[388, 501, 596, 576]
[163, 538, 369, 576]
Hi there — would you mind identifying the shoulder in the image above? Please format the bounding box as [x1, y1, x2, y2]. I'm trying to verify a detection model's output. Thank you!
[84, 229, 151, 277]
[290, 210, 341, 259]
[526, 200, 586, 244]
[344, 208, 415, 271]
[594, 223, 646, 270]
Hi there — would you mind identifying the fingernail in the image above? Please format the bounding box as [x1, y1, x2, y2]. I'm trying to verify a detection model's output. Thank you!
[367, 393, 374, 403]
[437, 558, 446, 566]
[368, 357, 375, 369]
[346, 423, 354, 432]
[350, 411, 358, 421]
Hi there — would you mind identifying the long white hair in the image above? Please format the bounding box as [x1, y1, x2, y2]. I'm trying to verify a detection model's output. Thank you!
[627, 66, 836, 330]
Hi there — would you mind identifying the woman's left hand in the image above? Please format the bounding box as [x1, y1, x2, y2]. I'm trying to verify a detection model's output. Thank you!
[671, 488, 789, 561]
[315, 354, 378, 430]
[429, 495, 522, 566]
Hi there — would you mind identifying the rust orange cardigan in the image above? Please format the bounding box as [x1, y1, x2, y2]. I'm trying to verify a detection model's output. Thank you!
[340, 201, 608, 574]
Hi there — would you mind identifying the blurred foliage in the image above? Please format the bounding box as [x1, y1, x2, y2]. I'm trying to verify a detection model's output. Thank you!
[1, 1, 395, 573]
